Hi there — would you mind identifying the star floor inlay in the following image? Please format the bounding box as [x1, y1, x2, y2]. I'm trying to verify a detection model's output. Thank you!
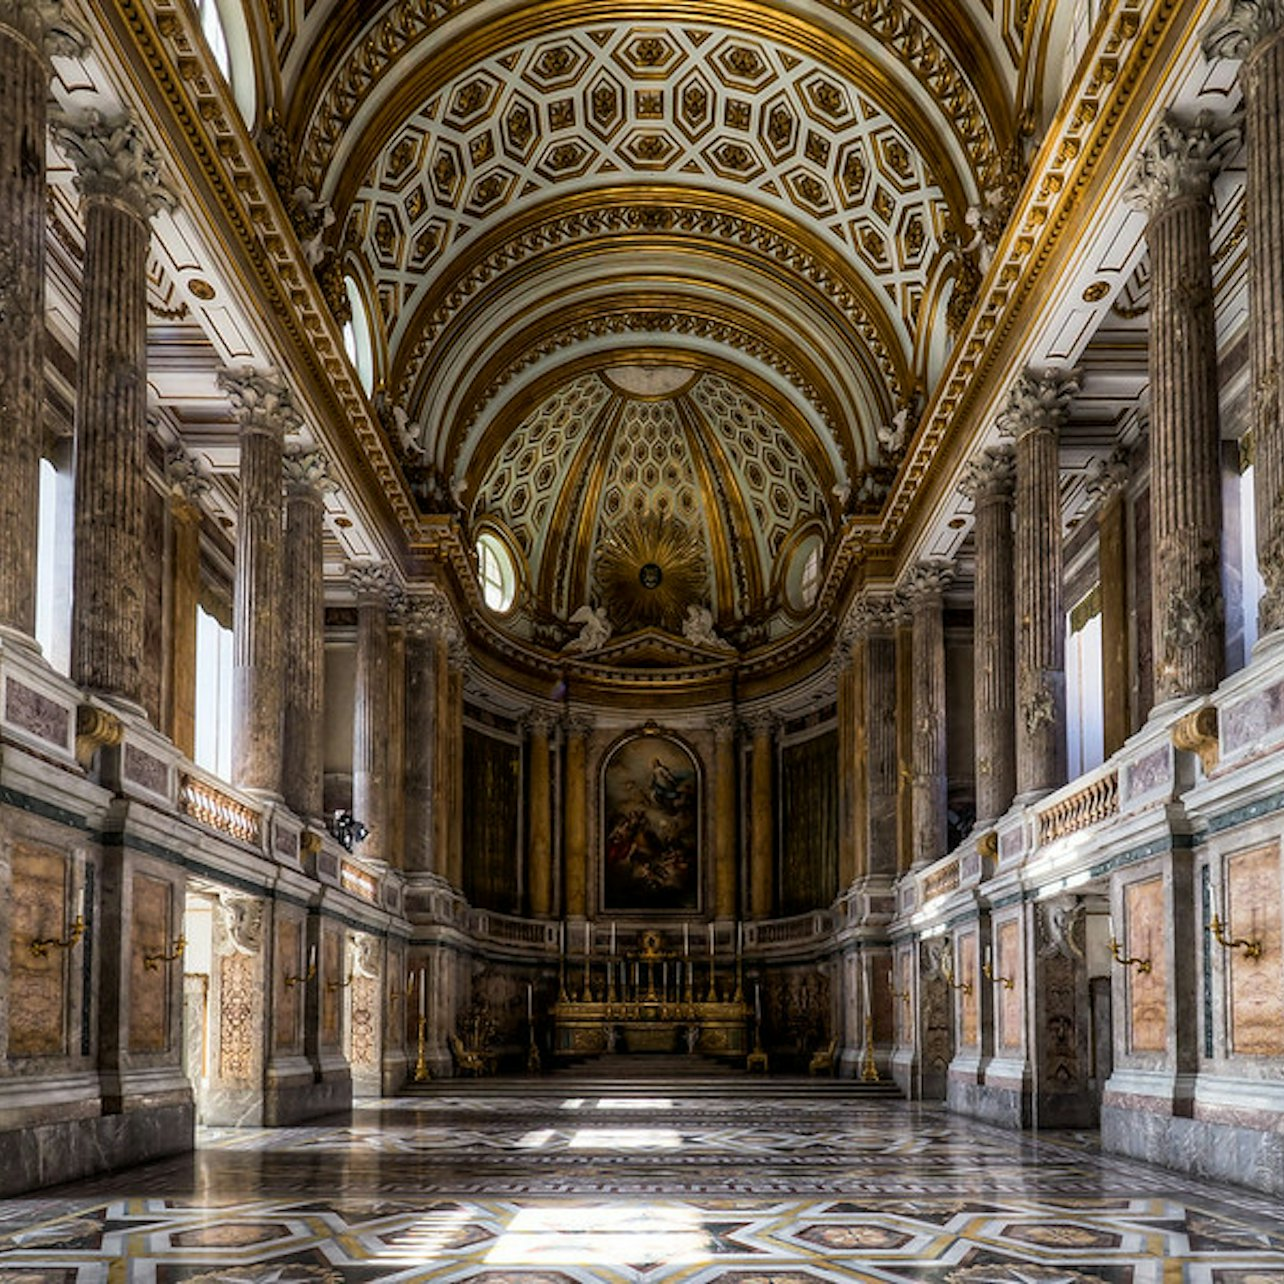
[3, 1082, 1283, 1283]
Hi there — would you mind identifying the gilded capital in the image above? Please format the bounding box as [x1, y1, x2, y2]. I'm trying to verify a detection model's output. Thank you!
[283, 445, 338, 498]
[219, 368, 302, 439]
[0, 0, 88, 58]
[997, 367, 1079, 440]
[1203, 0, 1284, 61]
[51, 106, 175, 219]
[958, 444, 1016, 502]
[1124, 110, 1242, 217]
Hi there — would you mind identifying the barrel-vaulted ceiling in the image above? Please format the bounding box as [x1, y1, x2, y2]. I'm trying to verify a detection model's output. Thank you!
[271, 0, 1023, 647]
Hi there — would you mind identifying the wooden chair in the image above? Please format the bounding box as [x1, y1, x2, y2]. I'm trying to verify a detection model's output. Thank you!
[809, 1036, 838, 1076]
[449, 1032, 494, 1076]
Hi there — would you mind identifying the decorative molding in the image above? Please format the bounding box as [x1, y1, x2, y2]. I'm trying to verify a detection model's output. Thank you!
[216, 892, 264, 956]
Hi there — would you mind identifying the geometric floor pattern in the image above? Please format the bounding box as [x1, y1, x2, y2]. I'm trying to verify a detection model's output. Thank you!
[3, 1078, 1284, 1283]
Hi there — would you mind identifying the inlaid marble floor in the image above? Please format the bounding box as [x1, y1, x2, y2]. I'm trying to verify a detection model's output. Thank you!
[3, 1079, 1284, 1283]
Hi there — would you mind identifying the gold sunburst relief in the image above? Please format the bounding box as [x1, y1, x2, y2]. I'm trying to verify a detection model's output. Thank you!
[596, 512, 708, 633]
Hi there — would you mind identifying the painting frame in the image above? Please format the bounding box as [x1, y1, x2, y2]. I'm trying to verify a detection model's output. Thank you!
[600, 732, 701, 914]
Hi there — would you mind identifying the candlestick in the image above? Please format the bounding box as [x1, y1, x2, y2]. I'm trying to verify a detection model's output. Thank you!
[611, 921, 617, 956]
[984, 945, 992, 969]
[754, 982, 762, 1022]
[585, 921, 591, 956]
[708, 922, 714, 956]
[308, 943, 317, 971]
[683, 923, 689, 956]
[737, 921, 743, 956]
[418, 966, 426, 1017]
[527, 982, 533, 1023]
[75, 884, 85, 921]
[861, 959, 870, 1014]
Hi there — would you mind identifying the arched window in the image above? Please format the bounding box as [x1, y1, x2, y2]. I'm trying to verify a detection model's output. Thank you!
[194, 0, 256, 125]
[196, 0, 230, 78]
[342, 275, 376, 395]
[476, 532, 517, 613]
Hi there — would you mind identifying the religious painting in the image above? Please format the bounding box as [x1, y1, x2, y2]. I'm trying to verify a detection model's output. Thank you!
[602, 734, 700, 911]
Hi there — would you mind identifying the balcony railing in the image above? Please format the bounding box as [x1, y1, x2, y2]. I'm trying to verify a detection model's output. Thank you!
[177, 770, 262, 846]
[1036, 767, 1119, 846]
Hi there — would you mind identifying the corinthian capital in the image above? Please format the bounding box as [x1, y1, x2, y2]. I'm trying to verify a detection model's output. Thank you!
[958, 444, 1016, 502]
[403, 584, 459, 644]
[901, 559, 954, 604]
[347, 561, 396, 606]
[283, 445, 338, 498]
[0, 0, 88, 57]
[1204, 0, 1284, 61]
[1086, 445, 1133, 504]
[845, 592, 900, 638]
[218, 368, 302, 439]
[51, 106, 175, 219]
[165, 445, 210, 506]
[997, 367, 1079, 440]
[1125, 110, 1242, 216]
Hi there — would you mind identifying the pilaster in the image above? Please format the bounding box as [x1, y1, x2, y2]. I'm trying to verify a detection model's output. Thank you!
[349, 562, 395, 863]
[904, 562, 952, 869]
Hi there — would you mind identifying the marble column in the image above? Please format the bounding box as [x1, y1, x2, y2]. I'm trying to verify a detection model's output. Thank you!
[525, 711, 554, 917]
[960, 446, 1017, 824]
[563, 713, 592, 918]
[281, 447, 334, 820]
[1090, 448, 1133, 755]
[386, 610, 407, 869]
[0, 3, 82, 640]
[895, 608, 914, 875]
[862, 599, 901, 877]
[350, 563, 394, 862]
[1001, 369, 1077, 798]
[432, 626, 452, 880]
[746, 711, 776, 917]
[1205, 3, 1284, 641]
[219, 370, 297, 793]
[1126, 112, 1238, 704]
[712, 713, 738, 919]
[402, 595, 441, 875]
[445, 638, 466, 889]
[905, 563, 952, 869]
[164, 449, 207, 758]
[55, 108, 175, 705]
[835, 635, 861, 889]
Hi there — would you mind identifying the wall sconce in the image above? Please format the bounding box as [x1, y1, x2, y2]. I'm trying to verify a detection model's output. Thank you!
[1209, 914, 1263, 961]
[143, 935, 186, 971]
[982, 961, 1015, 990]
[326, 974, 354, 992]
[940, 949, 972, 995]
[30, 915, 85, 959]
[285, 945, 317, 988]
[1109, 937, 1152, 974]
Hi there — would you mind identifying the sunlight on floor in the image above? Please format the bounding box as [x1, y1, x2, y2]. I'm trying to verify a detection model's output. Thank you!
[595, 1097, 674, 1110]
[374, 1208, 473, 1258]
[567, 1127, 684, 1150]
[486, 1203, 712, 1266]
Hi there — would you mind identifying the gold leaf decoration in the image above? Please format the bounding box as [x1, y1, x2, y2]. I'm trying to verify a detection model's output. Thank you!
[596, 512, 707, 632]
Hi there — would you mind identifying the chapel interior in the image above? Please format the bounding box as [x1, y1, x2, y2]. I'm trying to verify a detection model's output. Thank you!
[3, 0, 1284, 1267]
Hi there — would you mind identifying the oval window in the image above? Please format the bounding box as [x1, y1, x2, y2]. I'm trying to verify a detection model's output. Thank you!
[785, 534, 824, 612]
[476, 532, 516, 614]
[341, 275, 376, 395]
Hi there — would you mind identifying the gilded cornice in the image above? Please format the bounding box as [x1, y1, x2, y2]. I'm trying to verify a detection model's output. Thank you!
[392, 189, 911, 418]
[874, 0, 1191, 552]
[290, 0, 1007, 217]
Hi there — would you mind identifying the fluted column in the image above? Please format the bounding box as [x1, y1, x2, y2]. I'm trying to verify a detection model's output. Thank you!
[1090, 448, 1133, 755]
[445, 637, 466, 889]
[563, 713, 592, 918]
[432, 625, 452, 878]
[746, 711, 776, 917]
[525, 711, 554, 916]
[220, 370, 298, 792]
[860, 598, 900, 876]
[350, 563, 394, 862]
[386, 608, 407, 869]
[1126, 112, 1239, 703]
[1205, 3, 1284, 641]
[1001, 369, 1077, 798]
[0, 4, 82, 640]
[164, 449, 208, 757]
[281, 447, 334, 819]
[55, 107, 174, 704]
[905, 563, 952, 868]
[960, 446, 1017, 824]
[712, 712, 738, 918]
[403, 596, 441, 874]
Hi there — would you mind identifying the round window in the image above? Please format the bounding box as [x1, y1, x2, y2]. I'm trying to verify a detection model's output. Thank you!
[785, 534, 825, 612]
[476, 532, 516, 613]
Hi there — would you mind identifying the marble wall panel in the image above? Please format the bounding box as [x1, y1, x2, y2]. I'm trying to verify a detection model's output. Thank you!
[129, 874, 171, 1054]
[219, 952, 256, 1079]
[321, 925, 342, 1048]
[1126, 877, 1166, 1054]
[998, 918, 1022, 1050]
[960, 931, 978, 1047]
[274, 917, 302, 1053]
[1226, 842, 1283, 1057]
[8, 844, 69, 1057]
[350, 975, 378, 1068]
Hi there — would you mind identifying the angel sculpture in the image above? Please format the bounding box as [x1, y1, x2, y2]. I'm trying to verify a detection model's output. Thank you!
[682, 604, 734, 651]
[564, 604, 612, 653]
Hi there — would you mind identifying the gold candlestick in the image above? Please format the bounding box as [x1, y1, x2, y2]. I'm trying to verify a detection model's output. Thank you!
[414, 1015, 430, 1082]
[860, 1012, 879, 1082]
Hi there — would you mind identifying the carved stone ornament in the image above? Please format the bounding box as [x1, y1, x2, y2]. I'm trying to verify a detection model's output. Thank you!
[521, 707, 558, 738]
[403, 585, 459, 644]
[1085, 444, 1132, 504]
[1203, 0, 1284, 62]
[740, 708, 779, 739]
[845, 593, 900, 639]
[1124, 110, 1243, 217]
[563, 710, 596, 738]
[921, 936, 952, 981]
[1172, 704, 1220, 774]
[347, 560, 396, 605]
[50, 106, 176, 219]
[958, 444, 1016, 502]
[282, 445, 338, 497]
[351, 934, 380, 980]
[216, 892, 264, 957]
[564, 604, 613, 653]
[0, 0, 87, 56]
[1037, 897, 1085, 961]
[218, 368, 302, 439]
[75, 702, 123, 767]
[997, 368, 1080, 440]
[166, 445, 211, 505]
[901, 559, 954, 604]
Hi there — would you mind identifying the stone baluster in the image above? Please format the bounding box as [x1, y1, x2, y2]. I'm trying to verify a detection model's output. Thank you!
[349, 562, 394, 862]
[0, 2, 83, 641]
[219, 369, 298, 793]
[1126, 111, 1239, 704]
[1205, 3, 1284, 642]
[960, 446, 1017, 824]
[403, 592, 443, 876]
[904, 562, 952, 868]
[281, 447, 335, 820]
[1000, 369, 1078, 799]
[1089, 447, 1134, 754]
[563, 712, 593, 918]
[525, 709, 555, 916]
[164, 447, 208, 757]
[54, 107, 175, 706]
[745, 710, 777, 916]
[711, 712, 738, 919]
